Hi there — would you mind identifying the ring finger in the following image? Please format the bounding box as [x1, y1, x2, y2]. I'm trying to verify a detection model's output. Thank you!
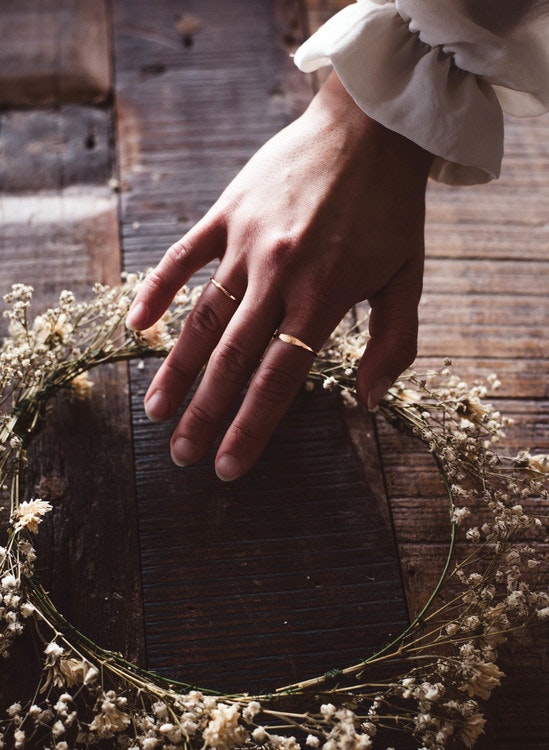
[213, 322, 327, 481]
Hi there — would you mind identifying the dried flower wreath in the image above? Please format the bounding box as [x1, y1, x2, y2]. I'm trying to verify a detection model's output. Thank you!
[0, 275, 547, 750]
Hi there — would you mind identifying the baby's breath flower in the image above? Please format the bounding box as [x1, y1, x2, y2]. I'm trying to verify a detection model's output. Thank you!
[242, 700, 261, 723]
[89, 692, 132, 738]
[137, 315, 174, 350]
[0, 281, 546, 750]
[202, 703, 247, 750]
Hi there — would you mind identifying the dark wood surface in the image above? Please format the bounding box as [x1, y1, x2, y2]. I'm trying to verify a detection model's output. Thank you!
[113, 0, 408, 695]
[0, 1, 547, 747]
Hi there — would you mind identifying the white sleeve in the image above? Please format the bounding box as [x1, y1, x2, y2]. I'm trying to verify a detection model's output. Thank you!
[294, 0, 549, 185]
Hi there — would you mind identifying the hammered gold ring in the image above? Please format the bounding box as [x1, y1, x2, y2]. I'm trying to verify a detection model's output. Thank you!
[210, 277, 239, 302]
[274, 331, 318, 357]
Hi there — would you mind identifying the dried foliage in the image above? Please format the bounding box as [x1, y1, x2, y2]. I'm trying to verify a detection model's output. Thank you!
[0, 277, 547, 749]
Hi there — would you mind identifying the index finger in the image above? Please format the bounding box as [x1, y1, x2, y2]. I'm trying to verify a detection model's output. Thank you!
[126, 218, 225, 331]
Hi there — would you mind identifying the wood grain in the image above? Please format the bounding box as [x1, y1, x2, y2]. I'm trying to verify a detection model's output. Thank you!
[0, 0, 111, 106]
[0, 1, 547, 747]
[0, 0, 145, 707]
[113, 0, 409, 694]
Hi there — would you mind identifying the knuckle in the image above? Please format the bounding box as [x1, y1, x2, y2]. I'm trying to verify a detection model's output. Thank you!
[211, 341, 249, 384]
[186, 400, 217, 428]
[264, 232, 299, 271]
[254, 364, 297, 404]
[166, 239, 191, 272]
[142, 268, 165, 296]
[230, 418, 259, 444]
[186, 302, 222, 337]
[163, 356, 192, 383]
[147, 241, 192, 294]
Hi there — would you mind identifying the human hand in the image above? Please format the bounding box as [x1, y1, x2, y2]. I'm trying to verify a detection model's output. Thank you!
[126, 72, 434, 481]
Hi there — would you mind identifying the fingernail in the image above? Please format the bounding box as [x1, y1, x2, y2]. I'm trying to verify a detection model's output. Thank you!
[367, 376, 393, 412]
[145, 389, 172, 421]
[215, 454, 242, 482]
[172, 437, 199, 467]
[126, 301, 147, 331]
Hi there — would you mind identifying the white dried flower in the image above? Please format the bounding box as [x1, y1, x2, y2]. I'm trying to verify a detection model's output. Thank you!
[89, 692, 131, 737]
[137, 316, 174, 350]
[252, 726, 268, 743]
[306, 734, 320, 747]
[69, 371, 94, 400]
[456, 712, 487, 749]
[451, 506, 471, 525]
[44, 641, 64, 660]
[460, 661, 504, 700]
[13, 499, 53, 534]
[242, 700, 261, 722]
[202, 702, 247, 750]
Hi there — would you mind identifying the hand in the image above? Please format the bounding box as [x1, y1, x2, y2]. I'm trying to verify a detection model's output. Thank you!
[126, 72, 434, 481]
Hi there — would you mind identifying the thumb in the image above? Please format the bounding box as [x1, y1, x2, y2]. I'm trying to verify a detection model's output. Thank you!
[356, 261, 422, 411]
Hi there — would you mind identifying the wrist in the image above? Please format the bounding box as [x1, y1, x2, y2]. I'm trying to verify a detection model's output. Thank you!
[310, 71, 435, 182]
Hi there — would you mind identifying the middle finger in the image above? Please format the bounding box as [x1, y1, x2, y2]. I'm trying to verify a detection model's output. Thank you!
[168, 289, 283, 466]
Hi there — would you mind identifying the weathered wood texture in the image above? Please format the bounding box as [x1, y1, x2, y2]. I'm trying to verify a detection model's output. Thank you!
[0, 0, 146, 709]
[113, 0, 409, 696]
[384, 108, 549, 747]
[114, 0, 311, 275]
[0, 0, 111, 106]
[0, 197, 147, 697]
[0, 0, 547, 747]
[0, 109, 113, 192]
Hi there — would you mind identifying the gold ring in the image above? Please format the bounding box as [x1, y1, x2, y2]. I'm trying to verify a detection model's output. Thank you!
[210, 277, 238, 302]
[274, 331, 318, 357]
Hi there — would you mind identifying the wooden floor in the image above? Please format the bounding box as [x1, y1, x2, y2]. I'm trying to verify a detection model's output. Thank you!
[0, 1, 548, 747]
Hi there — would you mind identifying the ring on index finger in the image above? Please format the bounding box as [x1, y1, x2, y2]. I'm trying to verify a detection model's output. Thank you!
[210, 277, 239, 302]
[274, 331, 318, 357]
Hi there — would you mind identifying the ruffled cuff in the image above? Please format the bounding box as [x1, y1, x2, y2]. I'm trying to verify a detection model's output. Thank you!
[293, 1, 503, 185]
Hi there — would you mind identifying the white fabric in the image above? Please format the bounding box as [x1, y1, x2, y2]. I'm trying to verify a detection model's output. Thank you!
[294, 0, 549, 185]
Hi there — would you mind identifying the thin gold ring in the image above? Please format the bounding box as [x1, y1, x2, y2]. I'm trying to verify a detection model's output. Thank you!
[210, 277, 238, 302]
[274, 331, 318, 357]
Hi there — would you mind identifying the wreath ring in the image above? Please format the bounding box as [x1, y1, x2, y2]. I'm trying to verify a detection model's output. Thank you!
[0, 274, 546, 749]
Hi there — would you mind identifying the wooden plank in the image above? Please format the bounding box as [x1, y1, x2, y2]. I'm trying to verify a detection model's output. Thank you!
[0, 108, 113, 192]
[0, 0, 111, 106]
[377, 399, 549, 499]
[425, 116, 549, 261]
[300, 3, 549, 746]
[398, 543, 549, 749]
[114, 0, 409, 694]
[0, 192, 121, 303]
[0, 191, 147, 703]
[131, 365, 407, 693]
[381, 107, 549, 748]
[114, 0, 311, 277]
[0, 0, 145, 706]
[415, 357, 549, 400]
